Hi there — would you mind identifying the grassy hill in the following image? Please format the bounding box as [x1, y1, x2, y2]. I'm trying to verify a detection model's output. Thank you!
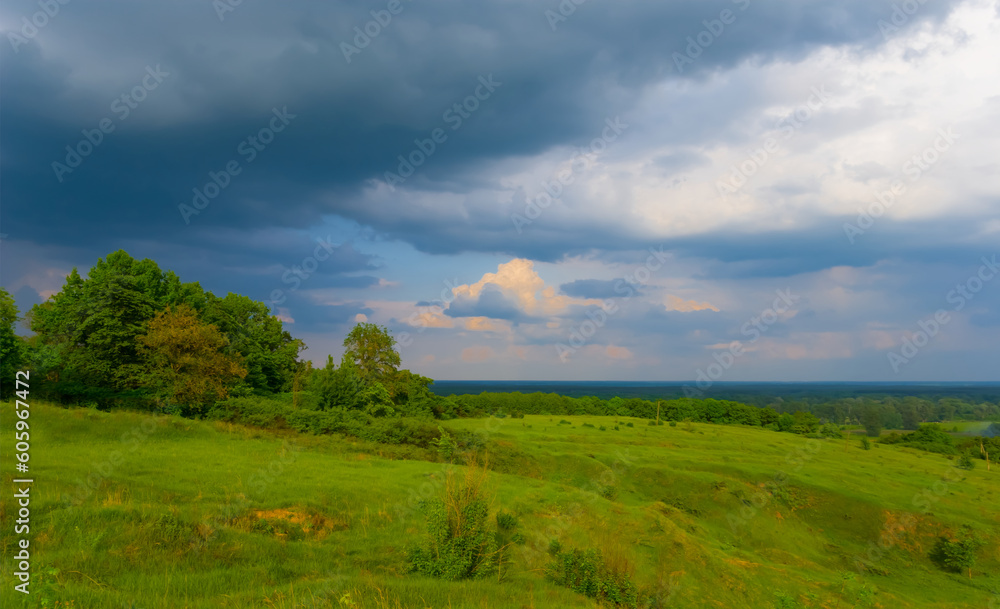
[2, 402, 998, 608]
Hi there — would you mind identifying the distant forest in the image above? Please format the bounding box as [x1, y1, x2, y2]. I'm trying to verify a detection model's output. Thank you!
[430, 380, 1000, 405]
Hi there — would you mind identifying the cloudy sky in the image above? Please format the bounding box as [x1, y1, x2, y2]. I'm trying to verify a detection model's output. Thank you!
[2, 0, 999, 381]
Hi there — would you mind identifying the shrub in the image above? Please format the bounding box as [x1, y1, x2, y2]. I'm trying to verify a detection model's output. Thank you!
[819, 423, 843, 439]
[582, 423, 595, 428]
[669, 421, 677, 427]
[957, 453, 975, 470]
[880, 424, 958, 455]
[625, 422, 634, 428]
[432, 426, 458, 463]
[408, 460, 499, 580]
[860, 437, 871, 450]
[152, 513, 191, 546]
[547, 547, 640, 608]
[930, 527, 985, 578]
[496, 510, 519, 531]
[599, 425, 607, 431]
[209, 396, 442, 448]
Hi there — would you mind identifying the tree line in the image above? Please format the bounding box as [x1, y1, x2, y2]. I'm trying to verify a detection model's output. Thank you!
[2, 250, 996, 441]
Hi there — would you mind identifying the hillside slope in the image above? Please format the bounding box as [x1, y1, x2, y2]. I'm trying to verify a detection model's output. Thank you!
[1, 403, 998, 608]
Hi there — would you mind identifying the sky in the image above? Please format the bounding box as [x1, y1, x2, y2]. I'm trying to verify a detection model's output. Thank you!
[2, 0, 999, 382]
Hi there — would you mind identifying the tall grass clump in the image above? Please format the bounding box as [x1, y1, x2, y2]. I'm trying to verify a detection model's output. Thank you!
[408, 457, 501, 580]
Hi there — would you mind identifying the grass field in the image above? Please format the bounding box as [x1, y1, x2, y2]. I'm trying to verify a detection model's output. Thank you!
[1, 402, 998, 608]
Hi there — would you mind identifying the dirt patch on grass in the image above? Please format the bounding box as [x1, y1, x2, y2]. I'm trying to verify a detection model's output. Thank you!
[245, 507, 349, 539]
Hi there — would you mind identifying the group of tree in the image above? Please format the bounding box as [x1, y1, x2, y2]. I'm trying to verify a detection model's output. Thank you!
[1, 250, 302, 410]
[299, 323, 439, 419]
[0, 249, 445, 423]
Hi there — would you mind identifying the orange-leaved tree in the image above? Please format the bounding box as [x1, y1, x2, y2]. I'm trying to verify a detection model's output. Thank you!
[139, 304, 247, 410]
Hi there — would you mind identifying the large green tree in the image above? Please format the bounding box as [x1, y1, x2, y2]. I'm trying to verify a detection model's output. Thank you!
[313, 353, 363, 411]
[29, 253, 172, 393]
[342, 323, 400, 386]
[201, 293, 303, 394]
[138, 304, 247, 410]
[0, 288, 26, 399]
[859, 401, 885, 437]
[28, 250, 301, 404]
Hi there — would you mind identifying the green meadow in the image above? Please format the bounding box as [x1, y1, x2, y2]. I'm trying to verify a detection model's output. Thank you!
[1, 402, 998, 608]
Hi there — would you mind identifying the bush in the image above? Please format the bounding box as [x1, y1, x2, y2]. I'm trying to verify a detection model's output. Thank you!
[880, 424, 957, 455]
[625, 422, 634, 428]
[957, 453, 975, 470]
[408, 461, 499, 580]
[547, 547, 641, 608]
[930, 528, 985, 577]
[819, 423, 843, 439]
[860, 437, 871, 450]
[207, 396, 441, 447]
[496, 510, 519, 531]
[432, 426, 458, 463]
[669, 421, 677, 427]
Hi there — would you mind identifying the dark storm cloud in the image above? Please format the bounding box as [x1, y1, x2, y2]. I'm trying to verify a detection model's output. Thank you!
[668, 217, 993, 279]
[2, 0, 957, 254]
